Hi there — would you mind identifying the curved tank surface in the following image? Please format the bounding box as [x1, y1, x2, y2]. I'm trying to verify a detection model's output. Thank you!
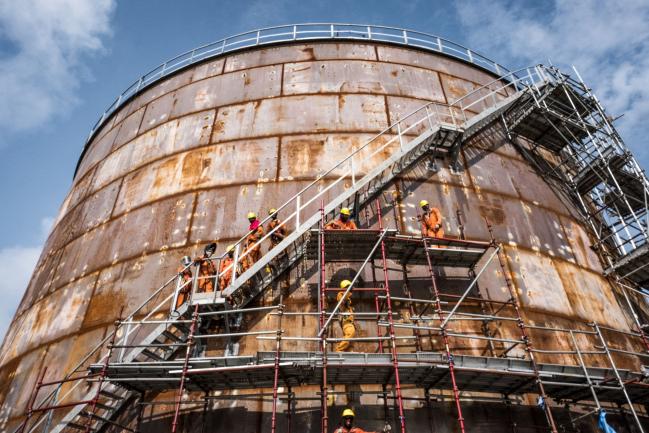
[2, 24, 649, 433]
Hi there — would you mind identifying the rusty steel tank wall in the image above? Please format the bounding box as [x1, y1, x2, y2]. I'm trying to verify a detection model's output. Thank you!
[0, 40, 642, 432]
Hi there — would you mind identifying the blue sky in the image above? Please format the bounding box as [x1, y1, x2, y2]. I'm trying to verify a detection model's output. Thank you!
[0, 0, 648, 338]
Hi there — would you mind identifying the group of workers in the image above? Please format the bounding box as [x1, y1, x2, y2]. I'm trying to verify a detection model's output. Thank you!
[175, 200, 445, 353]
[175, 209, 287, 309]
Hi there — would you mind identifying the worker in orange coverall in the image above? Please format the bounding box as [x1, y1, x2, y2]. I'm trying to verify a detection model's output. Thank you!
[419, 200, 444, 238]
[218, 245, 235, 291]
[175, 256, 193, 310]
[335, 280, 356, 352]
[243, 211, 265, 270]
[334, 408, 386, 433]
[267, 208, 287, 249]
[197, 242, 217, 293]
[325, 207, 358, 230]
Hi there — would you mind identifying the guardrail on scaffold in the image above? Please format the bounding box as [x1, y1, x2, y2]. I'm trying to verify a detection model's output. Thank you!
[80, 23, 513, 158]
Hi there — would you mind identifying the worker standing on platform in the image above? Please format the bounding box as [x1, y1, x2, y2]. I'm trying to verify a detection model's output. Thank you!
[244, 211, 264, 270]
[419, 200, 444, 238]
[267, 208, 287, 249]
[334, 408, 382, 433]
[218, 245, 235, 291]
[335, 280, 357, 352]
[325, 207, 358, 230]
[197, 243, 217, 293]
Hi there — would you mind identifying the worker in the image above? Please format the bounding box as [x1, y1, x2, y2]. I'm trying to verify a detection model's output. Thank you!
[419, 200, 444, 238]
[325, 207, 358, 230]
[334, 408, 381, 433]
[335, 280, 356, 352]
[267, 208, 287, 249]
[218, 245, 235, 290]
[175, 256, 193, 309]
[243, 211, 265, 269]
[197, 242, 217, 293]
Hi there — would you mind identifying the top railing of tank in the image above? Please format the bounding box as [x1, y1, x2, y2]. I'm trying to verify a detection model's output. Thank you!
[82, 23, 513, 150]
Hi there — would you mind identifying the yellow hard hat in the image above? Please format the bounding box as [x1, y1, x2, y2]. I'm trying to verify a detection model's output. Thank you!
[342, 408, 355, 418]
[268, 208, 277, 215]
[340, 207, 351, 216]
[340, 279, 352, 289]
[226, 244, 235, 253]
[419, 199, 429, 208]
[247, 212, 257, 219]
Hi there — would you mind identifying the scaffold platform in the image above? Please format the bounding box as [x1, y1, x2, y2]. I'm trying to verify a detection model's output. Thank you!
[89, 351, 649, 405]
[305, 230, 490, 268]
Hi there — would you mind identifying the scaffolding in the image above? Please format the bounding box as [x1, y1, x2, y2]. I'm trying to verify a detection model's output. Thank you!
[15, 64, 649, 433]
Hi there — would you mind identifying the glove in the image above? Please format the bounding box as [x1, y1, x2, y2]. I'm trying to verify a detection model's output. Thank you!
[383, 423, 392, 432]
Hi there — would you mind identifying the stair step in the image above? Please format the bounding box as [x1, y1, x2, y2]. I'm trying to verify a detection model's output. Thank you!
[78, 411, 136, 432]
[142, 349, 165, 361]
[66, 421, 95, 431]
[162, 330, 183, 342]
[98, 389, 123, 400]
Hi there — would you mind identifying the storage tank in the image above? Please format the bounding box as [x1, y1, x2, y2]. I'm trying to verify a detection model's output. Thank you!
[2, 24, 649, 433]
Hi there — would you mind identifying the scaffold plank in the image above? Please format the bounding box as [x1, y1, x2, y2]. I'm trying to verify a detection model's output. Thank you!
[305, 230, 489, 268]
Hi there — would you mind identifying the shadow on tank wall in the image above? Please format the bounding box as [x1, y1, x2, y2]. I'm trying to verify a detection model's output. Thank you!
[109, 401, 646, 433]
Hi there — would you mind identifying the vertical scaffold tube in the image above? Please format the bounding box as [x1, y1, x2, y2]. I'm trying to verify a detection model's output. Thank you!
[422, 237, 466, 433]
[377, 200, 407, 433]
[270, 299, 284, 433]
[319, 202, 329, 433]
[171, 304, 200, 433]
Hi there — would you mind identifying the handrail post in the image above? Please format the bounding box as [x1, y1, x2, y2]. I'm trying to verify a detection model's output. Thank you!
[296, 195, 301, 230]
[396, 118, 404, 149]
[293, 25, 297, 40]
[425, 105, 434, 130]
[350, 151, 356, 185]
[231, 244, 240, 286]
[402, 30, 408, 44]
[256, 30, 260, 45]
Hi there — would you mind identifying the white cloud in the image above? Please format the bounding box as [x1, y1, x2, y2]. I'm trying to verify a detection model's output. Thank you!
[0, 217, 53, 342]
[0, 0, 115, 136]
[455, 0, 649, 161]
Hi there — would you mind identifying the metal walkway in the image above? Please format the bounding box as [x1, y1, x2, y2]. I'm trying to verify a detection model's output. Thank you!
[89, 351, 649, 406]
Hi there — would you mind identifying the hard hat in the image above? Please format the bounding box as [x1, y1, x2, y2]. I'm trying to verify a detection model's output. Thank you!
[340, 279, 352, 289]
[247, 212, 257, 219]
[181, 256, 192, 267]
[226, 244, 235, 253]
[340, 207, 351, 216]
[268, 208, 277, 215]
[342, 408, 355, 418]
[419, 200, 429, 208]
[204, 242, 217, 257]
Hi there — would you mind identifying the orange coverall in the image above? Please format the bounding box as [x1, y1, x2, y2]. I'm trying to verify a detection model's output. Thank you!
[218, 256, 234, 291]
[325, 218, 358, 230]
[175, 267, 193, 309]
[197, 259, 216, 293]
[334, 426, 377, 433]
[244, 222, 265, 270]
[421, 208, 444, 238]
[267, 218, 287, 248]
[335, 291, 356, 352]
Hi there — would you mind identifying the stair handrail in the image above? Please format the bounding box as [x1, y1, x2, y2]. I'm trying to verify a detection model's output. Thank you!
[16, 262, 194, 433]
